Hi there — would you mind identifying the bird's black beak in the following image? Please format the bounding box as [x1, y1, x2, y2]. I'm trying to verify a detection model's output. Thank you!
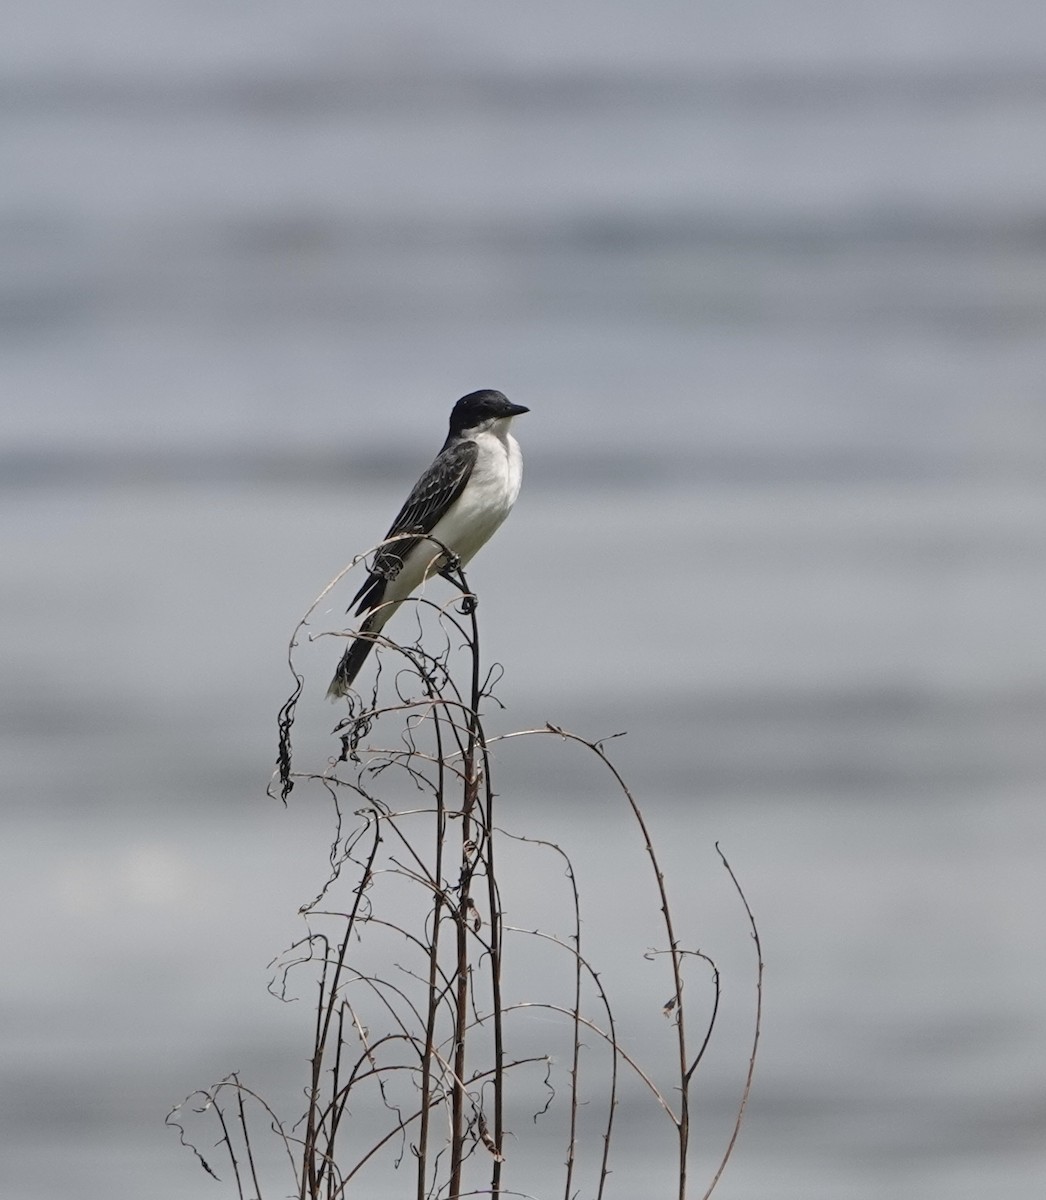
[504, 402, 530, 417]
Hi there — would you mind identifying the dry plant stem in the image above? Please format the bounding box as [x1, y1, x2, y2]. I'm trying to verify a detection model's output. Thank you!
[166, 1074, 300, 1196]
[272, 532, 438, 801]
[476, 634, 506, 1196]
[273, 551, 370, 801]
[548, 728, 690, 1195]
[196, 546, 762, 1200]
[214, 1097, 243, 1197]
[449, 568, 486, 1200]
[506, 1001, 673, 1118]
[497, 833, 591, 1200]
[700, 845, 763, 1200]
[301, 820, 384, 1200]
[416, 671, 449, 1200]
[329, 1053, 549, 1198]
[448, 806, 471, 1198]
[492, 725, 728, 1200]
[237, 1088, 263, 1200]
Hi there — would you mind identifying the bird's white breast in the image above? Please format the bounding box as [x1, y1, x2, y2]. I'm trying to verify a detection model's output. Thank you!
[430, 423, 523, 566]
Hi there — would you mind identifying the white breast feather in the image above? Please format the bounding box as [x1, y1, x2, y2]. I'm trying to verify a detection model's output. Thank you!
[375, 423, 522, 617]
[434, 426, 522, 566]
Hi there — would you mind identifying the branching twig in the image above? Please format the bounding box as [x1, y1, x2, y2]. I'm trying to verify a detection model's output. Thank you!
[178, 550, 763, 1200]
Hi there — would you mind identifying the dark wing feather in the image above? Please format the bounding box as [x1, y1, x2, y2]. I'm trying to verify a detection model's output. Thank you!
[350, 439, 478, 615]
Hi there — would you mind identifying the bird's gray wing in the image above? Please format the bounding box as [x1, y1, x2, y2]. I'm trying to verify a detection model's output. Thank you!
[350, 438, 478, 615]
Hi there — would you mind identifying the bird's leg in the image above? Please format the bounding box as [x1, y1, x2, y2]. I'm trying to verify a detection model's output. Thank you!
[438, 552, 461, 579]
[439, 555, 477, 614]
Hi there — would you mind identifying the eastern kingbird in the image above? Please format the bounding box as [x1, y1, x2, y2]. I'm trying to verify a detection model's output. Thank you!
[327, 389, 529, 699]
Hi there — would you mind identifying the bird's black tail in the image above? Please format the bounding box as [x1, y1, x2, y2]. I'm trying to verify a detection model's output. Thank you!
[326, 617, 381, 700]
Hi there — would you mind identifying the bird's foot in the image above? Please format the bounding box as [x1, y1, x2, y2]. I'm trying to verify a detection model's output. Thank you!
[438, 554, 462, 581]
[437, 554, 474, 611]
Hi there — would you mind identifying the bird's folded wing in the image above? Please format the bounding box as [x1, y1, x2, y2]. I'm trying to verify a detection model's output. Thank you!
[351, 438, 478, 614]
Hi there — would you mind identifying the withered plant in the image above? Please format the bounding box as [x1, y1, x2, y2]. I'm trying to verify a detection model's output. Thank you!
[169, 547, 762, 1199]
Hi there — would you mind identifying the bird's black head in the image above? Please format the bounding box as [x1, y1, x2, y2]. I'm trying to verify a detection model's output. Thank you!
[448, 389, 529, 437]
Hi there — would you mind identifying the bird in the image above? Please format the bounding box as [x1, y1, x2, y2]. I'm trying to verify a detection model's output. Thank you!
[327, 389, 529, 699]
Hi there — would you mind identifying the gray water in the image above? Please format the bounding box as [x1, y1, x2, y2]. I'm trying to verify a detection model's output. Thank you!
[4, 2, 1046, 1197]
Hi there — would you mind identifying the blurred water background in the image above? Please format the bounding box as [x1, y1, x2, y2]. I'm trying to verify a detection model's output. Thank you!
[4, 2, 1046, 1197]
